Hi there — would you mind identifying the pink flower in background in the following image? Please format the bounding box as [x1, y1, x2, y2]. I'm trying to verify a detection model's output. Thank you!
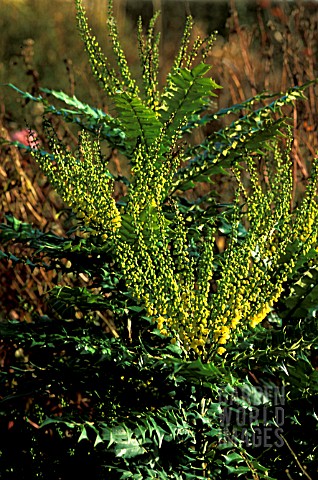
[10, 129, 40, 149]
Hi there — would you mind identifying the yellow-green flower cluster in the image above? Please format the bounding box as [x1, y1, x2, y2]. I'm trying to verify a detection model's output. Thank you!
[137, 11, 161, 110]
[35, 117, 318, 360]
[36, 2, 318, 359]
[293, 159, 318, 251]
[106, 1, 139, 96]
[117, 222, 213, 356]
[114, 142, 214, 355]
[32, 128, 121, 239]
[75, 0, 121, 96]
[210, 143, 318, 355]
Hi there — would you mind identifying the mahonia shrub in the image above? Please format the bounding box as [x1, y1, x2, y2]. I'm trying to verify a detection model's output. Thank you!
[1, 2, 318, 479]
[18, 0, 318, 359]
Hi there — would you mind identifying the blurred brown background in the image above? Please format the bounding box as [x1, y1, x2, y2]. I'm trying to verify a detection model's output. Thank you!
[2, 0, 316, 124]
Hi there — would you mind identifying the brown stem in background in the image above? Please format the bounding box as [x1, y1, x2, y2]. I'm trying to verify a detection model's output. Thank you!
[222, 59, 245, 104]
[229, 0, 257, 97]
[21, 38, 40, 97]
[64, 58, 76, 97]
[280, 435, 313, 480]
[292, 105, 299, 206]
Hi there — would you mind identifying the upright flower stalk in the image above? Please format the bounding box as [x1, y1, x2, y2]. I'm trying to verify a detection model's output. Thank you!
[31, 0, 318, 358]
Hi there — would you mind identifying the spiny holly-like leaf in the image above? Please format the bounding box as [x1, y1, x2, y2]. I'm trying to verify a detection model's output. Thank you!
[5, 83, 127, 151]
[48, 285, 112, 312]
[40, 88, 112, 122]
[282, 265, 318, 319]
[160, 63, 220, 140]
[172, 116, 286, 193]
[100, 425, 146, 458]
[184, 80, 316, 132]
[41, 88, 124, 132]
[114, 92, 162, 152]
[172, 81, 316, 193]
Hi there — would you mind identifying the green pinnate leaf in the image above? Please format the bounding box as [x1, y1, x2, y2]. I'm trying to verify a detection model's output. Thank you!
[160, 63, 220, 141]
[114, 92, 162, 152]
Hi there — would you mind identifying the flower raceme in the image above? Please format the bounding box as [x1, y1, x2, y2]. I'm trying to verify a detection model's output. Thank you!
[30, 0, 318, 358]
